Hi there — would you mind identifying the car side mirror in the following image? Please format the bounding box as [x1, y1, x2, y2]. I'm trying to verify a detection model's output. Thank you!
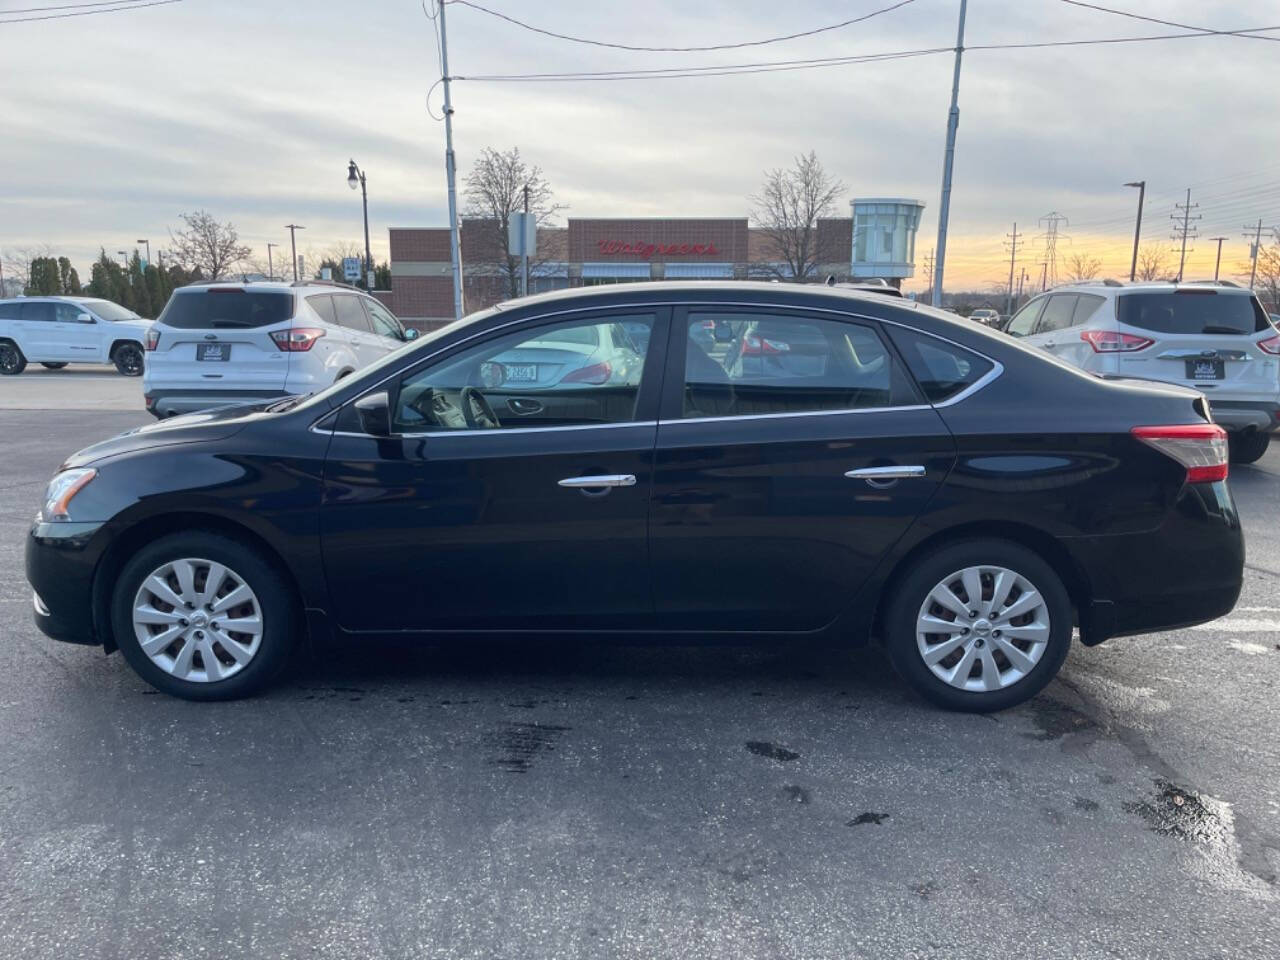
[403, 328, 420, 341]
[354, 391, 391, 437]
[76, 313, 95, 324]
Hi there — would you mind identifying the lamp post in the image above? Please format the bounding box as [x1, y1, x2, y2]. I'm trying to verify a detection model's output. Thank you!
[136, 239, 151, 268]
[1125, 181, 1145, 281]
[285, 224, 305, 280]
[347, 159, 373, 290]
[117, 250, 129, 269]
[267, 242, 279, 280]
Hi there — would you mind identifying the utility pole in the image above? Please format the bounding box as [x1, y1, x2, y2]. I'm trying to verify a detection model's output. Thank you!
[1004, 222, 1020, 315]
[1124, 180, 1145, 281]
[922, 248, 935, 304]
[521, 183, 530, 298]
[1039, 261, 1048, 292]
[267, 242, 279, 280]
[1245, 219, 1265, 289]
[931, 0, 967, 308]
[1209, 237, 1227, 281]
[1171, 189, 1200, 282]
[437, 0, 465, 321]
[285, 224, 305, 281]
[1017, 267, 1028, 303]
[1037, 213, 1068, 289]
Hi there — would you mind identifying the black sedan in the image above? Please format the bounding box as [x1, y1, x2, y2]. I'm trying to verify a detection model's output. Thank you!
[26, 282, 1243, 711]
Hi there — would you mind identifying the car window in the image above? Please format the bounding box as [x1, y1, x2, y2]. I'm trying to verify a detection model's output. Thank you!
[159, 290, 294, 329]
[1035, 295, 1077, 335]
[332, 295, 371, 333]
[363, 299, 403, 340]
[886, 325, 996, 404]
[307, 294, 338, 326]
[54, 303, 86, 323]
[391, 313, 654, 432]
[681, 312, 916, 419]
[0, 303, 20, 320]
[84, 299, 137, 321]
[1072, 294, 1105, 326]
[20, 302, 55, 323]
[1006, 298, 1045, 337]
[1117, 291, 1270, 335]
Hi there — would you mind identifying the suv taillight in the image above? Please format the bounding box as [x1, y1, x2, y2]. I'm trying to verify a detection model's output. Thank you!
[1081, 329, 1153, 353]
[1132, 424, 1228, 483]
[270, 327, 325, 352]
[144, 328, 160, 351]
[1258, 333, 1280, 356]
[741, 333, 791, 355]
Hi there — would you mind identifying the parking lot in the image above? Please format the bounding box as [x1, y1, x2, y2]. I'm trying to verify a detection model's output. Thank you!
[1, 385, 1279, 958]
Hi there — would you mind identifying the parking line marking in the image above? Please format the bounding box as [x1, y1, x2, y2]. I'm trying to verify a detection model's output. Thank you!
[1192, 618, 1280, 633]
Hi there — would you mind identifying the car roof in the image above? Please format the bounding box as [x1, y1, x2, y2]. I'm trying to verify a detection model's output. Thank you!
[174, 279, 368, 296]
[1037, 280, 1253, 298]
[491, 280, 923, 314]
[0, 295, 102, 303]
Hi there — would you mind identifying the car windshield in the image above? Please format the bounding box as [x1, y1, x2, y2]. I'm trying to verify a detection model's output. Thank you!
[159, 289, 294, 329]
[1117, 291, 1269, 335]
[84, 300, 140, 321]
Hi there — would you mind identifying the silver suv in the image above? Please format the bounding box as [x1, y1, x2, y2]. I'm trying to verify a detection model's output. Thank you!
[1005, 280, 1280, 463]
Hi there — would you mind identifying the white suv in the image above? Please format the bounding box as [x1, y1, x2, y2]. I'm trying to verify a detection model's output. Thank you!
[1006, 280, 1280, 463]
[0, 296, 150, 376]
[143, 280, 418, 418]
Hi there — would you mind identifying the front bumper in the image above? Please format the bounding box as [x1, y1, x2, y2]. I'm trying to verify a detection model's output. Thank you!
[144, 388, 291, 419]
[26, 519, 107, 645]
[1210, 399, 1280, 434]
[1063, 479, 1243, 643]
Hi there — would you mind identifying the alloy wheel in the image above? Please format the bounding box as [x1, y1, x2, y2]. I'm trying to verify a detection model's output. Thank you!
[915, 565, 1051, 693]
[131, 558, 264, 683]
[0, 343, 22, 374]
[116, 345, 144, 376]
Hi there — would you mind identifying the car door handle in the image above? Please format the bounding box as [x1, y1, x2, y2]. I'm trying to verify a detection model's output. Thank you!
[558, 474, 637, 489]
[844, 465, 926, 481]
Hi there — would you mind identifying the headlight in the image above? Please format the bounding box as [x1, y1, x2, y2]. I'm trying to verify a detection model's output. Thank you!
[42, 468, 97, 521]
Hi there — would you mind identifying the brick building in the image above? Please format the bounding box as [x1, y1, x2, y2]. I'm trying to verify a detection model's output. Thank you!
[387, 210, 912, 331]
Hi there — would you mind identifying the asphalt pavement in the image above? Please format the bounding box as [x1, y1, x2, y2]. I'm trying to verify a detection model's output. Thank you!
[1, 407, 1278, 959]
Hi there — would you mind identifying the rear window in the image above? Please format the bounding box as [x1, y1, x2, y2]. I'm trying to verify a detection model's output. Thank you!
[887, 326, 995, 404]
[1117, 291, 1269, 336]
[159, 289, 294, 329]
[0, 302, 19, 320]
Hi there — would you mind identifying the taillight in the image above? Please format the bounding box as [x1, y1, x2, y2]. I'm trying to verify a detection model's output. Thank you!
[144, 328, 160, 351]
[270, 327, 325, 352]
[1258, 333, 1280, 356]
[741, 333, 791, 355]
[1081, 329, 1154, 353]
[562, 361, 612, 385]
[1132, 424, 1229, 483]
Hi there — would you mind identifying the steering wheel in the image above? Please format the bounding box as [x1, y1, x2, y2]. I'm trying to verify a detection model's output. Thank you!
[460, 386, 501, 429]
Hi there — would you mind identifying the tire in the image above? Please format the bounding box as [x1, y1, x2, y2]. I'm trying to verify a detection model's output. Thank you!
[40, 362, 68, 370]
[1228, 431, 1270, 465]
[110, 531, 297, 700]
[884, 539, 1074, 713]
[112, 342, 144, 377]
[0, 340, 26, 375]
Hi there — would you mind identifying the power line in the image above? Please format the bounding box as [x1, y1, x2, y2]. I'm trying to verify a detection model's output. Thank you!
[0, 0, 183, 24]
[445, 0, 918, 53]
[1058, 1, 1280, 43]
[1, 0, 166, 12]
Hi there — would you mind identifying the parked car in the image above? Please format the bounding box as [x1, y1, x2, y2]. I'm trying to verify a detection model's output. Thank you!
[28, 281, 1241, 711]
[0, 296, 149, 376]
[969, 308, 1001, 328]
[142, 280, 418, 418]
[1004, 281, 1280, 463]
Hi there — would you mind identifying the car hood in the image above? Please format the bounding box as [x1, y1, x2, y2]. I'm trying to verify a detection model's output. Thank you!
[110, 318, 153, 337]
[61, 402, 263, 468]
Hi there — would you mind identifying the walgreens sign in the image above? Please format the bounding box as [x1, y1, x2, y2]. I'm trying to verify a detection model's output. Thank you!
[596, 240, 721, 257]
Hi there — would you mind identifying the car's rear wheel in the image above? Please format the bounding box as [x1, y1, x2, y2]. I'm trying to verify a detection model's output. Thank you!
[40, 362, 68, 370]
[112, 342, 144, 377]
[884, 539, 1073, 712]
[0, 340, 26, 375]
[1228, 431, 1270, 465]
[110, 532, 297, 700]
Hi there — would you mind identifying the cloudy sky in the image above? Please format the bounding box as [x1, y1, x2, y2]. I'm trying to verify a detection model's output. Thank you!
[1, 0, 1278, 293]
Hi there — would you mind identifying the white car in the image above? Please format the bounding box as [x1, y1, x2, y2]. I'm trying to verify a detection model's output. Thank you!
[969, 308, 1001, 327]
[0, 296, 150, 376]
[143, 280, 418, 418]
[1005, 280, 1280, 463]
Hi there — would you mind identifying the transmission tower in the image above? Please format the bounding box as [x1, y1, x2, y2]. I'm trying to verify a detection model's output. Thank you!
[1003, 222, 1022, 314]
[922, 248, 935, 302]
[1037, 212, 1069, 289]
[1170, 189, 1201, 282]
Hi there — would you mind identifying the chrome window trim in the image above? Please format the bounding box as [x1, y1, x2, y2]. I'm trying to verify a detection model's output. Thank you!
[317, 420, 658, 440]
[311, 298, 1004, 437]
[668, 404, 932, 426]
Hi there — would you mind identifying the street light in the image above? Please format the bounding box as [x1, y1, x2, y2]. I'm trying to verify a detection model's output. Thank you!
[117, 250, 129, 269]
[1125, 181, 1145, 282]
[347, 159, 373, 291]
[136, 239, 151, 268]
[267, 242, 279, 280]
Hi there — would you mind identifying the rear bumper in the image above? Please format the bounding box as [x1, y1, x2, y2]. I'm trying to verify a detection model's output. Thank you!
[1209, 399, 1280, 434]
[1063, 479, 1243, 643]
[144, 388, 291, 418]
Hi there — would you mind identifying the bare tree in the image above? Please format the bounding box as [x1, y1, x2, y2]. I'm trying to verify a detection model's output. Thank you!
[1241, 231, 1280, 311]
[750, 151, 845, 281]
[464, 147, 562, 299]
[2, 243, 57, 293]
[1135, 244, 1171, 282]
[168, 210, 252, 280]
[1064, 252, 1103, 282]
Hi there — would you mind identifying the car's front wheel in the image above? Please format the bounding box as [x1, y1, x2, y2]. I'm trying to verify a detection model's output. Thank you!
[110, 532, 297, 700]
[884, 539, 1073, 712]
[1228, 431, 1270, 465]
[112, 342, 144, 377]
[0, 340, 26, 375]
